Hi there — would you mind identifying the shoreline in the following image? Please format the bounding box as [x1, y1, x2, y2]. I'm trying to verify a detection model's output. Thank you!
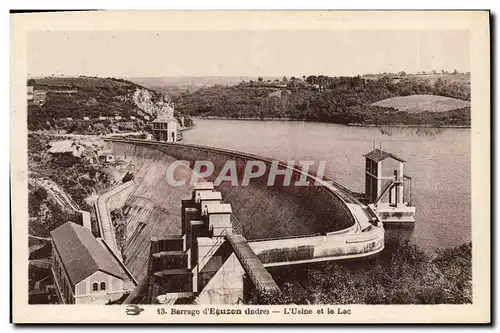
[347, 123, 471, 129]
[192, 116, 471, 129]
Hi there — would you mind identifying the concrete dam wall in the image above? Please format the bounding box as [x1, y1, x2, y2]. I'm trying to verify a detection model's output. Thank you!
[107, 139, 358, 241]
[105, 139, 384, 269]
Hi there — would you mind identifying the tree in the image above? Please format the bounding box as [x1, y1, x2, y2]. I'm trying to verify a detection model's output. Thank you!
[306, 75, 318, 85]
[453, 69, 459, 75]
[282, 76, 288, 82]
[258, 77, 263, 83]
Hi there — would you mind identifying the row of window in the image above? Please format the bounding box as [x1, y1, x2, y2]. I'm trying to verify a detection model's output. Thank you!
[152, 123, 172, 130]
[92, 282, 107, 292]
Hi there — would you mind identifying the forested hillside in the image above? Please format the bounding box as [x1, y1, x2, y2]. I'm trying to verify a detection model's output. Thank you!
[27, 76, 193, 133]
[173, 74, 471, 126]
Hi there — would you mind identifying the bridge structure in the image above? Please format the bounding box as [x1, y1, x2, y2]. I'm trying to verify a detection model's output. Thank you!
[101, 139, 386, 304]
[225, 234, 280, 293]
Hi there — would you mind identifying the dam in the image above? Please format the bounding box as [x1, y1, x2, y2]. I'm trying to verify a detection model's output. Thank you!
[96, 138, 385, 303]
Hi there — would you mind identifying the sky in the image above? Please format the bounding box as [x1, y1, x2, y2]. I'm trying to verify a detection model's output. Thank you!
[27, 30, 470, 78]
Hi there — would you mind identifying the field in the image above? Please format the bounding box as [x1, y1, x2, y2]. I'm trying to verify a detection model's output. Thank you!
[409, 73, 470, 87]
[371, 94, 471, 113]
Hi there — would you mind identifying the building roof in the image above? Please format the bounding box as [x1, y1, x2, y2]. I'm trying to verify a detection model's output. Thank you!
[363, 149, 406, 163]
[206, 203, 232, 214]
[152, 116, 180, 126]
[50, 222, 129, 286]
[198, 191, 222, 201]
[194, 182, 214, 191]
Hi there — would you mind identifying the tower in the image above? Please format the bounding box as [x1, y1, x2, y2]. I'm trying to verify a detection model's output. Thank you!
[151, 103, 179, 142]
[363, 148, 405, 207]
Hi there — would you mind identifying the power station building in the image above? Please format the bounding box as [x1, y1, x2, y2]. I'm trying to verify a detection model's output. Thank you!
[50, 222, 135, 304]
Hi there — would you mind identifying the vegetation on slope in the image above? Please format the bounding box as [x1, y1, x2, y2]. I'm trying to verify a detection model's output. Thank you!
[27, 76, 193, 133]
[250, 240, 472, 305]
[174, 75, 471, 126]
[28, 186, 82, 238]
[28, 133, 114, 211]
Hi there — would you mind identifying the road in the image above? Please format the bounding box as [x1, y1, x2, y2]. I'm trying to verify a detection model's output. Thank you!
[28, 131, 145, 139]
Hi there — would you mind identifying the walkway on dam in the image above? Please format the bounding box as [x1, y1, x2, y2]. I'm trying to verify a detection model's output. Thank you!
[94, 182, 135, 261]
[225, 233, 280, 293]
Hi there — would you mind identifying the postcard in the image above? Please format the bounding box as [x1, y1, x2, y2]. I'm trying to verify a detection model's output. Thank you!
[11, 10, 490, 324]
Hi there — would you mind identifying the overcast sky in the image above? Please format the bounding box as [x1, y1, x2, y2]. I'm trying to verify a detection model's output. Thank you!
[27, 30, 470, 78]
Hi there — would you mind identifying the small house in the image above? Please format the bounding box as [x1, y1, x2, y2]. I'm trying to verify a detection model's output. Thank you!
[151, 109, 179, 143]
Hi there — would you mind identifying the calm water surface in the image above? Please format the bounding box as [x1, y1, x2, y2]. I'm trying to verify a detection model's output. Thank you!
[184, 119, 471, 248]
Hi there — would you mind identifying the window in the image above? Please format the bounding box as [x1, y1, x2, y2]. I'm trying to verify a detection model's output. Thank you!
[100, 282, 106, 291]
[92, 283, 98, 292]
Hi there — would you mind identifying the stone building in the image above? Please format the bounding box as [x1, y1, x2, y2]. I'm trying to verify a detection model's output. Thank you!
[27, 86, 47, 106]
[50, 222, 135, 304]
[151, 101, 180, 142]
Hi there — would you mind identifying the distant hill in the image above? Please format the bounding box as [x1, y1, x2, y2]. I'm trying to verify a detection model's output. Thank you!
[371, 95, 471, 113]
[174, 74, 471, 127]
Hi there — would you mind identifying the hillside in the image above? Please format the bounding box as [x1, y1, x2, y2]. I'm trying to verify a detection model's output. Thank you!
[27, 76, 193, 133]
[127, 76, 281, 95]
[371, 95, 471, 113]
[173, 74, 471, 127]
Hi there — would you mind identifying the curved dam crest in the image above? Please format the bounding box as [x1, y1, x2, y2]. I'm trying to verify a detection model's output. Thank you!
[106, 139, 384, 278]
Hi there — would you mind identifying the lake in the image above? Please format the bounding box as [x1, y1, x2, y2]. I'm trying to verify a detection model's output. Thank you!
[183, 118, 471, 248]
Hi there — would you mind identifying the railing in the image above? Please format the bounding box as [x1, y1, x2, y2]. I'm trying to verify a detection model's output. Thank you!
[196, 228, 228, 275]
[230, 215, 242, 235]
[249, 232, 323, 243]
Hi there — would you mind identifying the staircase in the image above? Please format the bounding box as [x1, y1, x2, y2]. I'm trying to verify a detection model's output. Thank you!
[374, 179, 400, 205]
